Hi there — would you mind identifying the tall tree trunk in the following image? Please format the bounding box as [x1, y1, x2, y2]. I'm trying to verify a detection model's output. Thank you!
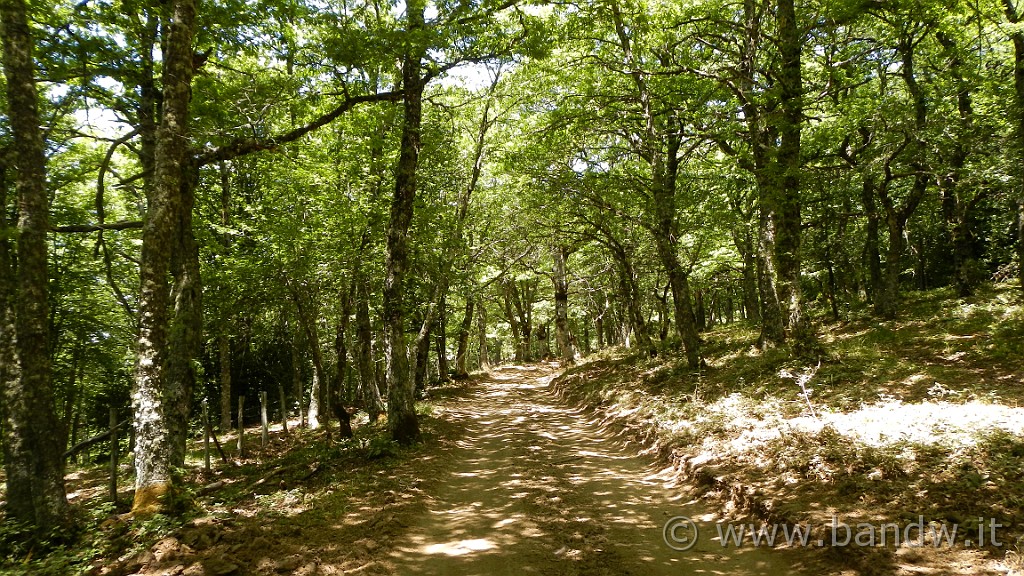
[355, 273, 382, 422]
[773, 0, 812, 352]
[0, 0, 71, 533]
[552, 245, 576, 366]
[936, 31, 979, 297]
[130, 0, 196, 515]
[165, 164, 202, 468]
[454, 298, 474, 378]
[875, 36, 930, 319]
[385, 0, 425, 445]
[610, 3, 699, 367]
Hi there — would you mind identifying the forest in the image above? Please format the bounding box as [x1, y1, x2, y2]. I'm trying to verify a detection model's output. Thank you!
[2, 0, 1024, 573]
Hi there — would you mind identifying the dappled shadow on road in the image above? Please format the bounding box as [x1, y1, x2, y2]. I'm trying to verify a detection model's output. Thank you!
[389, 364, 818, 576]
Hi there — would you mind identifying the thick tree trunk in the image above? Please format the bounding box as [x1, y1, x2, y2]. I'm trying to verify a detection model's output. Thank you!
[773, 0, 812, 353]
[131, 0, 196, 515]
[0, 0, 71, 532]
[877, 212, 906, 319]
[552, 245, 576, 366]
[454, 298, 473, 378]
[757, 207, 785, 346]
[165, 165, 202, 468]
[355, 275, 383, 421]
[385, 0, 425, 445]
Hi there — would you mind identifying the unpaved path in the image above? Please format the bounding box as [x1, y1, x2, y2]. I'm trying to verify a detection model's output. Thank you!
[390, 364, 821, 575]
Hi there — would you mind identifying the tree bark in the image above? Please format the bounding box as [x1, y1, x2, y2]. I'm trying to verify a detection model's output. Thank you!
[131, 0, 197, 515]
[165, 164, 202, 468]
[935, 31, 979, 297]
[773, 0, 812, 353]
[219, 332, 232, 432]
[861, 175, 883, 303]
[331, 283, 353, 439]
[1, 0, 71, 532]
[552, 245, 576, 366]
[436, 294, 450, 382]
[291, 324, 306, 428]
[385, 0, 426, 445]
[454, 298, 474, 378]
[477, 299, 490, 370]
[355, 273, 383, 421]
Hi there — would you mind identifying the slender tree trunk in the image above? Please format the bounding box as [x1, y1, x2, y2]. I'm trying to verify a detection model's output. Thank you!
[385, 0, 425, 445]
[292, 293, 326, 430]
[355, 274, 382, 422]
[454, 298, 474, 378]
[413, 305, 435, 395]
[331, 284, 353, 439]
[757, 206, 785, 346]
[552, 245, 576, 366]
[219, 332, 232, 431]
[436, 294, 450, 382]
[736, 230, 760, 323]
[291, 324, 306, 427]
[861, 175, 883, 303]
[501, 286, 523, 361]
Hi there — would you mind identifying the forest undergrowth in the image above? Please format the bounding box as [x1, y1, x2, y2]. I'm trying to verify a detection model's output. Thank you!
[553, 284, 1024, 576]
[0, 391, 470, 576]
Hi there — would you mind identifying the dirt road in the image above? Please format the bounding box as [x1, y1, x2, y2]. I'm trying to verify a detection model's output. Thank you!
[389, 364, 817, 575]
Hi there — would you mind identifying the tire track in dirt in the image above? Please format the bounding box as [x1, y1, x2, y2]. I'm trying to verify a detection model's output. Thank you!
[389, 364, 820, 575]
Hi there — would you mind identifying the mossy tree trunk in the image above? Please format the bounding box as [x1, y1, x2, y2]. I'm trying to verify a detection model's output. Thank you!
[131, 0, 196, 515]
[0, 0, 70, 531]
[385, 0, 426, 445]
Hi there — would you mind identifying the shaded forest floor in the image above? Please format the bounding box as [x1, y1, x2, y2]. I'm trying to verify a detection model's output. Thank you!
[554, 283, 1024, 575]
[4, 284, 1024, 576]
